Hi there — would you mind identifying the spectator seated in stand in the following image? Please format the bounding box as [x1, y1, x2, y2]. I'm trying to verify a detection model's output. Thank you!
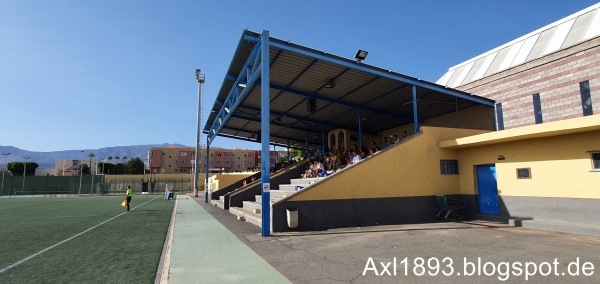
[349, 150, 361, 166]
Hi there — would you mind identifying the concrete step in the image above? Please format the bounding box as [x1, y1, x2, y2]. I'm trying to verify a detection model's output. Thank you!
[243, 201, 262, 213]
[211, 199, 226, 210]
[219, 195, 226, 202]
[254, 195, 280, 204]
[290, 177, 322, 185]
[279, 184, 309, 191]
[228, 206, 246, 221]
[229, 206, 262, 228]
[269, 189, 297, 198]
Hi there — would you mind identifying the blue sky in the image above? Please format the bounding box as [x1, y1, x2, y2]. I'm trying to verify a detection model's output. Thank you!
[1, 0, 597, 152]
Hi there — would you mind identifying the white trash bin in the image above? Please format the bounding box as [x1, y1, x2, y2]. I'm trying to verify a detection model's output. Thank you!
[286, 208, 299, 229]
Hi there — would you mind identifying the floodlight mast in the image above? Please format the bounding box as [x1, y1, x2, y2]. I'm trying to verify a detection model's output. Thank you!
[194, 69, 205, 198]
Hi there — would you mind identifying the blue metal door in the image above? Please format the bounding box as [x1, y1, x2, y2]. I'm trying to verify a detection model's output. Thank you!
[476, 165, 500, 215]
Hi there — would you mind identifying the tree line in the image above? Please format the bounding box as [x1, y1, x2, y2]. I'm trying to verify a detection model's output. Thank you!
[5, 156, 146, 176]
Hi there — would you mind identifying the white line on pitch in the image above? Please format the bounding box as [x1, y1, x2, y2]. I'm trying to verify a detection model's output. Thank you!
[0, 196, 160, 274]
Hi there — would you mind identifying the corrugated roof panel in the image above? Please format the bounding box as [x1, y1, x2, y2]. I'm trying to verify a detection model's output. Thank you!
[498, 40, 525, 72]
[484, 46, 510, 77]
[563, 9, 596, 48]
[583, 8, 600, 40]
[526, 26, 557, 62]
[544, 18, 575, 55]
[511, 34, 539, 67]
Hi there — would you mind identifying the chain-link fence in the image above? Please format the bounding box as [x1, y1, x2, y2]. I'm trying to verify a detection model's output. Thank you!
[0, 175, 192, 197]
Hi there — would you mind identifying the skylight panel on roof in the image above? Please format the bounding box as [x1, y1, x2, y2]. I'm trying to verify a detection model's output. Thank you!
[511, 34, 539, 67]
[484, 46, 510, 77]
[582, 8, 600, 40]
[526, 27, 557, 62]
[452, 61, 475, 87]
[498, 40, 524, 71]
[446, 65, 466, 88]
[462, 56, 486, 85]
[436, 69, 455, 86]
[474, 52, 497, 81]
[543, 19, 575, 55]
[562, 10, 595, 48]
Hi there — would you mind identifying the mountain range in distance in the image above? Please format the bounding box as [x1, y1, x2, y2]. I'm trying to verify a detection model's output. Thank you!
[0, 144, 189, 168]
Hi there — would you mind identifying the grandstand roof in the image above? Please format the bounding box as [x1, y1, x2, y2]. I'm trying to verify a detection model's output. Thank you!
[205, 30, 494, 149]
[437, 3, 600, 88]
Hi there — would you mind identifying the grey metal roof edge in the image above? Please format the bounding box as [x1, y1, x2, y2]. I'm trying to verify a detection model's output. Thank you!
[440, 2, 600, 83]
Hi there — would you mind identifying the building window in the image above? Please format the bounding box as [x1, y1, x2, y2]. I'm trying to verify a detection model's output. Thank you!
[532, 93, 543, 124]
[592, 152, 600, 170]
[181, 169, 186, 173]
[181, 152, 187, 157]
[496, 103, 504, 130]
[516, 168, 532, 179]
[580, 80, 594, 116]
[175, 169, 179, 173]
[440, 160, 459, 175]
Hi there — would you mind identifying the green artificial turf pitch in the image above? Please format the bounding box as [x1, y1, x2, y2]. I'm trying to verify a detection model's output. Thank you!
[0, 195, 175, 283]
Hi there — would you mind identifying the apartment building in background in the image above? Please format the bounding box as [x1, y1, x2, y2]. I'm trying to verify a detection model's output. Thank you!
[147, 146, 287, 174]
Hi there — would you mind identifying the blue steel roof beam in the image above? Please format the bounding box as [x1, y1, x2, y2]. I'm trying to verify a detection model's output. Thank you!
[278, 68, 351, 125]
[240, 30, 493, 106]
[269, 58, 318, 104]
[236, 103, 352, 130]
[229, 113, 323, 135]
[264, 82, 413, 120]
[266, 40, 495, 107]
[303, 76, 382, 121]
[207, 39, 263, 144]
[331, 84, 410, 122]
[218, 125, 315, 148]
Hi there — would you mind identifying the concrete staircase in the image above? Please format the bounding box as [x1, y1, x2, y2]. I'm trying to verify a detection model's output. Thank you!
[228, 177, 327, 228]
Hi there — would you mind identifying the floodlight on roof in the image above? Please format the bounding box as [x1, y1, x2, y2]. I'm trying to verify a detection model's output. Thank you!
[224, 107, 230, 114]
[238, 83, 247, 88]
[355, 50, 368, 62]
[324, 80, 335, 88]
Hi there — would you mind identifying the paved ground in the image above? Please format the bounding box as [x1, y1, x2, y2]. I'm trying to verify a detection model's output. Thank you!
[177, 194, 600, 283]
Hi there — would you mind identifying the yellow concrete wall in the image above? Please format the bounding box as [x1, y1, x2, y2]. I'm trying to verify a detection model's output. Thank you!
[290, 127, 489, 201]
[456, 130, 600, 199]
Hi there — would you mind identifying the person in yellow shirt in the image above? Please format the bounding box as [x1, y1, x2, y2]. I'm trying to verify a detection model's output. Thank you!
[125, 186, 133, 211]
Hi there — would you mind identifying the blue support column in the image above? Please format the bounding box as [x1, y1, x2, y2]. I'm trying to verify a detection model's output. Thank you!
[412, 85, 419, 134]
[260, 30, 271, 237]
[358, 109, 363, 147]
[205, 142, 210, 203]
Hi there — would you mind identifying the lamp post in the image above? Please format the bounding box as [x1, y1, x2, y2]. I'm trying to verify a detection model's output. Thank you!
[78, 151, 84, 195]
[1, 152, 10, 196]
[194, 68, 205, 198]
[22, 156, 30, 196]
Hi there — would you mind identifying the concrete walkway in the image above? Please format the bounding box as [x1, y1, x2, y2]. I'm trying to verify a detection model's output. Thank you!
[166, 195, 290, 284]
